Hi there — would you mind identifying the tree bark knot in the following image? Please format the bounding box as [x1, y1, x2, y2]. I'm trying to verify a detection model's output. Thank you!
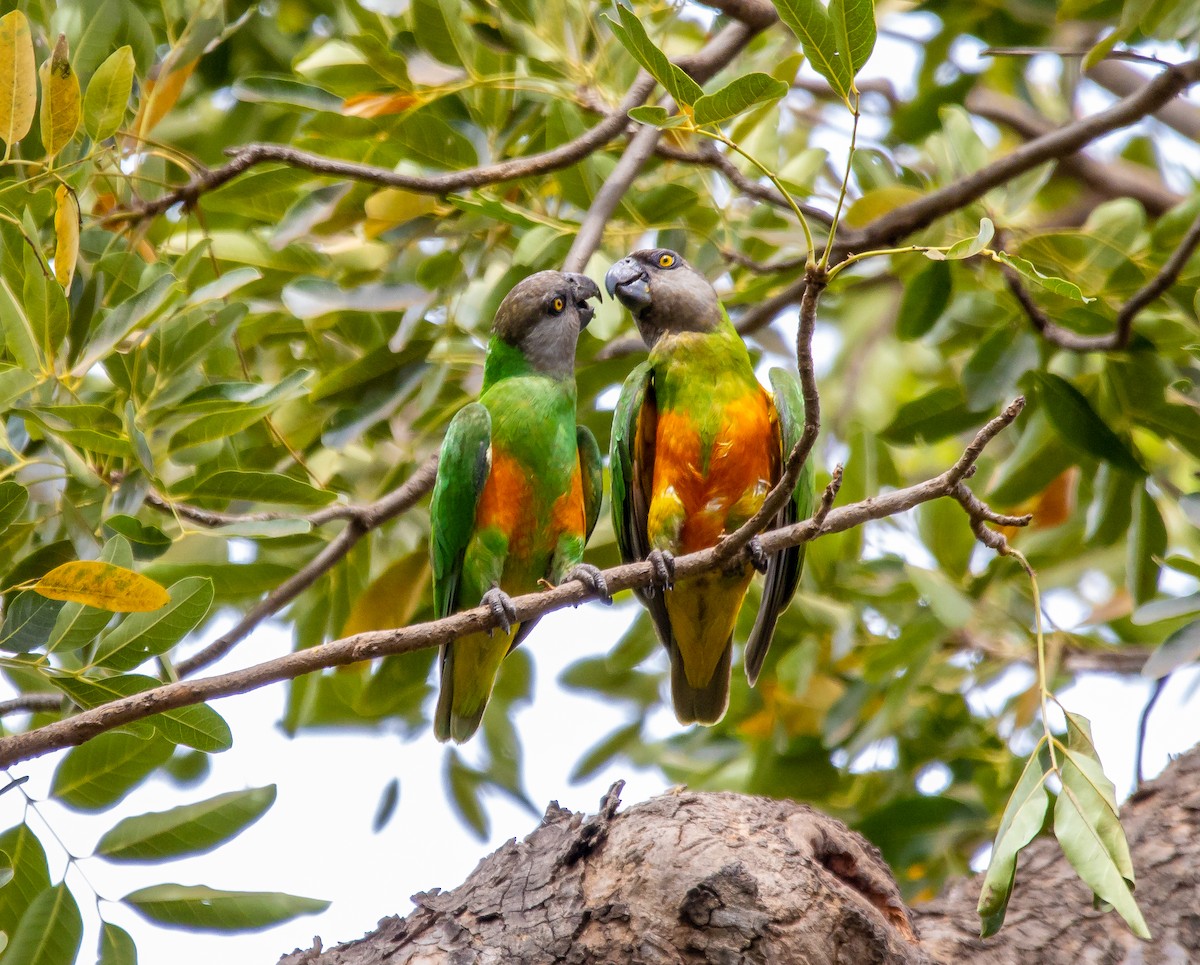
[280, 784, 931, 963]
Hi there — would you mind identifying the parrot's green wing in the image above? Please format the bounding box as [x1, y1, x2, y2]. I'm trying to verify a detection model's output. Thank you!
[577, 425, 603, 542]
[610, 362, 673, 647]
[430, 403, 492, 620]
[745, 368, 816, 686]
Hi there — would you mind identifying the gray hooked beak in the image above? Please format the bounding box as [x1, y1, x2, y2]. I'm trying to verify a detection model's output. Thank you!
[605, 258, 651, 313]
[564, 272, 602, 329]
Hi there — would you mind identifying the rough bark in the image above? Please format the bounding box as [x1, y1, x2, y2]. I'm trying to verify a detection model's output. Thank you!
[279, 745, 1200, 964]
[278, 783, 931, 964]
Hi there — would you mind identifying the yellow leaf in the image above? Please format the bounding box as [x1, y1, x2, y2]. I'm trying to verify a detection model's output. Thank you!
[128, 55, 197, 146]
[341, 551, 430, 636]
[39, 34, 80, 159]
[54, 184, 80, 293]
[0, 10, 36, 159]
[843, 185, 923, 228]
[364, 188, 438, 237]
[341, 91, 423, 118]
[34, 561, 171, 613]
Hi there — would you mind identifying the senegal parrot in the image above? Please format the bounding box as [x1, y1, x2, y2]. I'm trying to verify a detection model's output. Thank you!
[605, 248, 815, 725]
[431, 270, 607, 743]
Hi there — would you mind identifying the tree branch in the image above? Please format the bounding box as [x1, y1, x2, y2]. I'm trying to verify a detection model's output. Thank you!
[564, 16, 767, 272]
[1004, 203, 1200, 351]
[966, 88, 1183, 216]
[105, 77, 657, 225]
[172, 455, 438, 678]
[677, 58, 1200, 348]
[0, 401, 1025, 769]
[0, 694, 61, 718]
[1087, 59, 1200, 141]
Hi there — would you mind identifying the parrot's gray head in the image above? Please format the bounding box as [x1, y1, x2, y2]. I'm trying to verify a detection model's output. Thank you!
[604, 249, 722, 348]
[491, 270, 602, 377]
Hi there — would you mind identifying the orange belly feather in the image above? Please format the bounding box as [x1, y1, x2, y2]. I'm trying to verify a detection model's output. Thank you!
[652, 389, 778, 552]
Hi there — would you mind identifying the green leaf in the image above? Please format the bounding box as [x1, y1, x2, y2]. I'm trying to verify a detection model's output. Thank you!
[569, 721, 642, 784]
[773, 0, 852, 102]
[92, 577, 214, 671]
[2, 883, 82, 965]
[1033, 373, 1145, 474]
[0, 825, 50, 938]
[1128, 486, 1167, 606]
[1142, 619, 1200, 679]
[0, 591, 66, 652]
[169, 369, 311, 449]
[98, 923, 137, 965]
[946, 217, 995, 260]
[50, 729, 173, 811]
[627, 105, 687, 128]
[603, 6, 703, 107]
[992, 251, 1093, 303]
[96, 786, 276, 862]
[70, 273, 179, 377]
[231, 74, 341, 112]
[880, 385, 988, 445]
[168, 470, 336, 507]
[122, 884, 329, 932]
[51, 673, 233, 752]
[446, 750, 488, 839]
[0, 479, 28, 532]
[1054, 716, 1149, 939]
[0, 274, 43, 371]
[829, 0, 876, 78]
[693, 73, 788, 125]
[977, 747, 1050, 936]
[896, 260, 951, 340]
[83, 45, 134, 140]
[372, 779, 400, 833]
[102, 515, 172, 560]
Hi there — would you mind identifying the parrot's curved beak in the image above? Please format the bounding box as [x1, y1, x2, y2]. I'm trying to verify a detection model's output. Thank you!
[605, 258, 651, 315]
[565, 272, 602, 329]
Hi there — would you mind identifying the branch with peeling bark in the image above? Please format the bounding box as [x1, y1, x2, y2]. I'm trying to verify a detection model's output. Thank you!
[0, 398, 1027, 768]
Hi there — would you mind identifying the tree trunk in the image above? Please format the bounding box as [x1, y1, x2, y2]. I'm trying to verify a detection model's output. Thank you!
[279, 745, 1200, 964]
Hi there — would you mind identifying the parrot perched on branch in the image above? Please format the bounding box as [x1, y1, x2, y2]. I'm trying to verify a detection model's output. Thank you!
[430, 270, 606, 743]
[605, 249, 815, 725]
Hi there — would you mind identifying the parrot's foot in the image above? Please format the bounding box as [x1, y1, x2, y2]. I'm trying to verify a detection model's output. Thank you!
[646, 550, 675, 594]
[481, 585, 517, 635]
[747, 536, 769, 574]
[563, 563, 612, 604]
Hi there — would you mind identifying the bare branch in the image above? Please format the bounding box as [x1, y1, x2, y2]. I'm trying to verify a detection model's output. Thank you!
[966, 88, 1183, 215]
[0, 401, 1026, 769]
[688, 59, 1200, 347]
[0, 694, 61, 718]
[105, 77, 657, 225]
[1087, 59, 1200, 141]
[174, 455, 439, 678]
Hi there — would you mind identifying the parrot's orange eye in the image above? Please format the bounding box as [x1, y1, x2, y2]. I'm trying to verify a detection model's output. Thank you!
[551, 297, 565, 313]
[658, 253, 676, 268]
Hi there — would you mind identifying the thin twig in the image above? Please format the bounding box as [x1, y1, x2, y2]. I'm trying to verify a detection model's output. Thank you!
[0, 399, 1027, 769]
[714, 264, 826, 565]
[174, 456, 438, 677]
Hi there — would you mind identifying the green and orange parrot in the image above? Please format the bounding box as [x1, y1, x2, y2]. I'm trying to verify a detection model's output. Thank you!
[430, 270, 607, 743]
[606, 249, 815, 725]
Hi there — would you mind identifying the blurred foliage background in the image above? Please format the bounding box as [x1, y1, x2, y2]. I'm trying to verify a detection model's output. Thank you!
[0, 0, 1199, 959]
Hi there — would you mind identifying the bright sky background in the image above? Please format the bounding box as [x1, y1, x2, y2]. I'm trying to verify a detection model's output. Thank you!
[5, 16, 1200, 965]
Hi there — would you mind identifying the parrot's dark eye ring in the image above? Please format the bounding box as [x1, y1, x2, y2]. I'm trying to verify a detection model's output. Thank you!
[550, 296, 565, 314]
[658, 253, 676, 268]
